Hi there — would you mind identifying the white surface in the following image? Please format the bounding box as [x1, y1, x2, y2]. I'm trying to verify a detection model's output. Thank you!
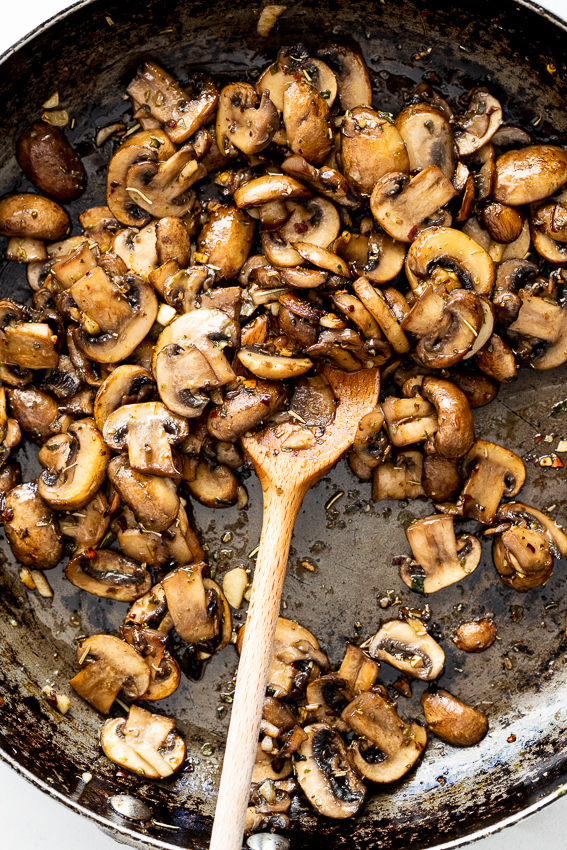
[2, 0, 567, 848]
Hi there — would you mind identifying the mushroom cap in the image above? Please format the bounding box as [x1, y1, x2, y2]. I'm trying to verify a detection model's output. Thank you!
[102, 401, 188, 477]
[421, 688, 488, 746]
[72, 634, 151, 710]
[405, 226, 495, 295]
[65, 549, 152, 602]
[421, 376, 474, 460]
[236, 346, 313, 380]
[283, 80, 334, 165]
[493, 145, 567, 206]
[2, 480, 63, 570]
[234, 174, 310, 209]
[107, 454, 180, 532]
[94, 364, 155, 432]
[363, 619, 445, 680]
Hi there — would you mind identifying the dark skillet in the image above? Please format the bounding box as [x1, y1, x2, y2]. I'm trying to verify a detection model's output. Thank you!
[2, 0, 567, 848]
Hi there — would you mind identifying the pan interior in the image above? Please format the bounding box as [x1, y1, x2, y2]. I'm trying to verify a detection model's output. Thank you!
[1, 1, 567, 848]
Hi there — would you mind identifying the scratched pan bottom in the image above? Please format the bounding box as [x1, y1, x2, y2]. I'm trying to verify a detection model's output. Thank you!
[1, 0, 567, 848]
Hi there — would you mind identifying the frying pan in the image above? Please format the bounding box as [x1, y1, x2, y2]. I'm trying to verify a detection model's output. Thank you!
[1, 0, 567, 847]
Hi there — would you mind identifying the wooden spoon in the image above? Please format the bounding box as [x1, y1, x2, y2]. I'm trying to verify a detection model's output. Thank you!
[209, 365, 380, 850]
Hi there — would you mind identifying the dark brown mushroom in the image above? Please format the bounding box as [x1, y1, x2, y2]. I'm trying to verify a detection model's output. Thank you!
[107, 454, 179, 532]
[162, 562, 220, 644]
[2, 480, 62, 570]
[475, 334, 518, 383]
[453, 619, 497, 653]
[421, 376, 474, 459]
[283, 81, 333, 165]
[198, 205, 255, 280]
[0, 194, 70, 241]
[65, 549, 151, 602]
[207, 379, 287, 442]
[341, 108, 409, 198]
[493, 145, 567, 206]
[184, 457, 243, 509]
[422, 453, 462, 502]
[17, 120, 86, 203]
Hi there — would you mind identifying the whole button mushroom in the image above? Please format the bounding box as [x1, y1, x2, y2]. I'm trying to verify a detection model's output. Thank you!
[17, 121, 86, 203]
[102, 401, 189, 477]
[421, 688, 489, 746]
[493, 145, 567, 206]
[0, 194, 70, 241]
[2, 480, 63, 570]
[283, 80, 334, 165]
[198, 206, 256, 280]
[453, 619, 497, 653]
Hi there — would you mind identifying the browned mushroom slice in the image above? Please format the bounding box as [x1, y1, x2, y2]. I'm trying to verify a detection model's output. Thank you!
[475, 333, 517, 383]
[58, 490, 109, 554]
[102, 401, 188, 477]
[216, 83, 279, 157]
[122, 623, 180, 702]
[107, 454, 179, 532]
[362, 619, 445, 680]
[105, 144, 156, 227]
[370, 167, 457, 243]
[453, 619, 497, 653]
[65, 549, 151, 602]
[530, 201, 567, 265]
[115, 502, 202, 568]
[0, 462, 21, 499]
[341, 108, 409, 198]
[71, 634, 151, 713]
[450, 371, 498, 409]
[295, 723, 366, 818]
[337, 226, 406, 285]
[69, 267, 158, 364]
[37, 419, 109, 511]
[421, 452, 462, 502]
[381, 395, 438, 447]
[125, 582, 170, 630]
[198, 205, 255, 280]
[7, 386, 67, 443]
[317, 45, 372, 110]
[338, 643, 380, 697]
[162, 562, 220, 644]
[507, 288, 567, 370]
[162, 266, 213, 312]
[283, 80, 333, 165]
[350, 405, 389, 469]
[127, 61, 218, 144]
[237, 346, 313, 380]
[0, 386, 21, 465]
[234, 174, 310, 209]
[125, 145, 205, 219]
[153, 309, 239, 418]
[207, 379, 287, 442]
[184, 457, 242, 508]
[93, 365, 155, 432]
[0, 194, 70, 241]
[452, 88, 502, 156]
[281, 156, 354, 206]
[405, 227, 495, 296]
[421, 376, 474, 460]
[101, 705, 185, 777]
[353, 278, 410, 353]
[400, 514, 481, 593]
[303, 675, 351, 731]
[460, 440, 525, 524]
[493, 145, 567, 206]
[343, 690, 427, 783]
[489, 502, 567, 592]
[279, 197, 341, 251]
[394, 102, 455, 179]
[0, 303, 58, 371]
[421, 688, 488, 746]
[252, 743, 293, 784]
[373, 449, 426, 502]
[2, 480, 63, 570]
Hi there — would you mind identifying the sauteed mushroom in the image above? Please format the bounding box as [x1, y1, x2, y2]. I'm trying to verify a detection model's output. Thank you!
[370, 167, 456, 242]
[103, 401, 188, 477]
[216, 83, 279, 156]
[66, 550, 152, 601]
[460, 440, 525, 523]
[283, 80, 333, 165]
[0, 194, 70, 241]
[107, 454, 179, 532]
[493, 145, 567, 206]
[405, 227, 495, 295]
[70, 634, 151, 713]
[453, 619, 497, 653]
[317, 45, 372, 110]
[17, 120, 86, 203]
[208, 379, 287, 442]
[2, 481, 63, 570]
[363, 619, 445, 681]
[401, 514, 482, 593]
[421, 688, 488, 746]
[338, 643, 380, 697]
[37, 419, 109, 510]
[58, 490, 109, 554]
[101, 705, 185, 777]
[395, 102, 455, 179]
[341, 108, 409, 198]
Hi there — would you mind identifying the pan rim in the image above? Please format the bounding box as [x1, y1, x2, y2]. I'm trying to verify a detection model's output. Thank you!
[0, 0, 566, 847]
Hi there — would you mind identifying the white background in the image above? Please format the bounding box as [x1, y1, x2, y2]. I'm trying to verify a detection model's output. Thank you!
[2, 0, 567, 847]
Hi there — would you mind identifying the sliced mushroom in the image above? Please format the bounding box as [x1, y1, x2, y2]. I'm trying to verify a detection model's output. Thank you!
[452, 88, 502, 156]
[37, 419, 109, 510]
[107, 454, 179, 532]
[353, 278, 410, 353]
[106, 143, 156, 227]
[421, 688, 488, 746]
[295, 723, 365, 818]
[0, 301, 59, 371]
[283, 81, 333, 165]
[341, 108, 409, 198]
[237, 346, 313, 380]
[317, 45, 372, 110]
[114, 504, 202, 568]
[475, 333, 518, 383]
[122, 624, 181, 702]
[335, 225, 406, 284]
[125, 145, 205, 219]
[289, 374, 336, 428]
[281, 156, 354, 206]
[162, 562, 220, 644]
[70, 634, 151, 713]
[507, 287, 567, 371]
[94, 365, 155, 432]
[405, 227, 495, 295]
[343, 690, 426, 783]
[338, 643, 380, 697]
[450, 371, 498, 408]
[372, 449, 425, 502]
[184, 457, 242, 508]
[208, 379, 287, 442]
[420, 376, 474, 459]
[381, 395, 438, 447]
[234, 174, 310, 210]
[362, 619, 445, 680]
[58, 490, 109, 553]
[395, 102, 455, 179]
[2, 480, 62, 570]
[400, 514, 481, 593]
[216, 83, 279, 157]
[6, 237, 47, 264]
[460, 440, 525, 524]
[0, 194, 70, 241]
[0, 462, 21, 499]
[125, 582, 170, 631]
[415, 290, 485, 369]
[65, 549, 151, 602]
[490, 502, 567, 592]
[453, 619, 497, 653]
[305, 675, 351, 731]
[101, 704, 185, 777]
[112, 225, 158, 278]
[7, 386, 67, 443]
[257, 47, 337, 112]
[153, 309, 239, 417]
[493, 145, 567, 206]
[370, 167, 456, 243]
[351, 405, 389, 468]
[102, 401, 188, 477]
[198, 205, 255, 280]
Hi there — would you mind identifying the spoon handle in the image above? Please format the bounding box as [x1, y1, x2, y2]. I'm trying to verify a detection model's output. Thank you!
[209, 484, 305, 850]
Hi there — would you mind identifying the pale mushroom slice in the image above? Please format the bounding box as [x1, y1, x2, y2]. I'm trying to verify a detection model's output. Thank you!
[125, 581, 170, 630]
[0, 300, 59, 371]
[216, 83, 279, 157]
[295, 723, 366, 818]
[460, 439, 525, 524]
[338, 643, 380, 697]
[94, 365, 155, 432]
[2, 480, 63, 570]
[153, 309, 239, 418]
[102, 401, 188, 477]
[0, 385, 21, 466]
[421, 689, 488, 746]
[112, 225, 159, 278]
[400, 514, 481, 593]
[69, 266, 158, 363]
[370, 167, 457, 242]
[341, 108, 409, 198]
[333, 225, 406, 284]
[342, 690, 427, 782]
[37, 418, 110, 511]
[101, 705, 186, 777]
[362, 619, 445, 680]
[405, 227, 495, 296]
[107, 454, 180, 533]
[70, 634, 151, 713]
[237, 345, 313, 380]
[65, 549, 152, 602]
[493, 144, 567, 206]
[162, 562, 221, 644]
[452, 88, 502, 156]
[125, 145, 206, 218]
[281, 156, 355, 206]
[283, 80, 333, 165]
[317, 44, 372, 110]
[395, 102, 455, 179]
[127, 60, 219, 144]
[381, 395, 439, 447]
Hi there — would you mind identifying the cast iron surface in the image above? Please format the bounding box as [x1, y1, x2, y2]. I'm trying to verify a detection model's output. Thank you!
[1, 0, 567, 847]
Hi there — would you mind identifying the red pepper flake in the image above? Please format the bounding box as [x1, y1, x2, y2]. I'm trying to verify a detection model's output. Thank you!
[0, 697, 4, 708]
[507, 734, 516, 743]
[83, 547, 97, 559]
[294, 221, 309, 234]
[535, 433, 544, 443]
[407, 225, 418, 241]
